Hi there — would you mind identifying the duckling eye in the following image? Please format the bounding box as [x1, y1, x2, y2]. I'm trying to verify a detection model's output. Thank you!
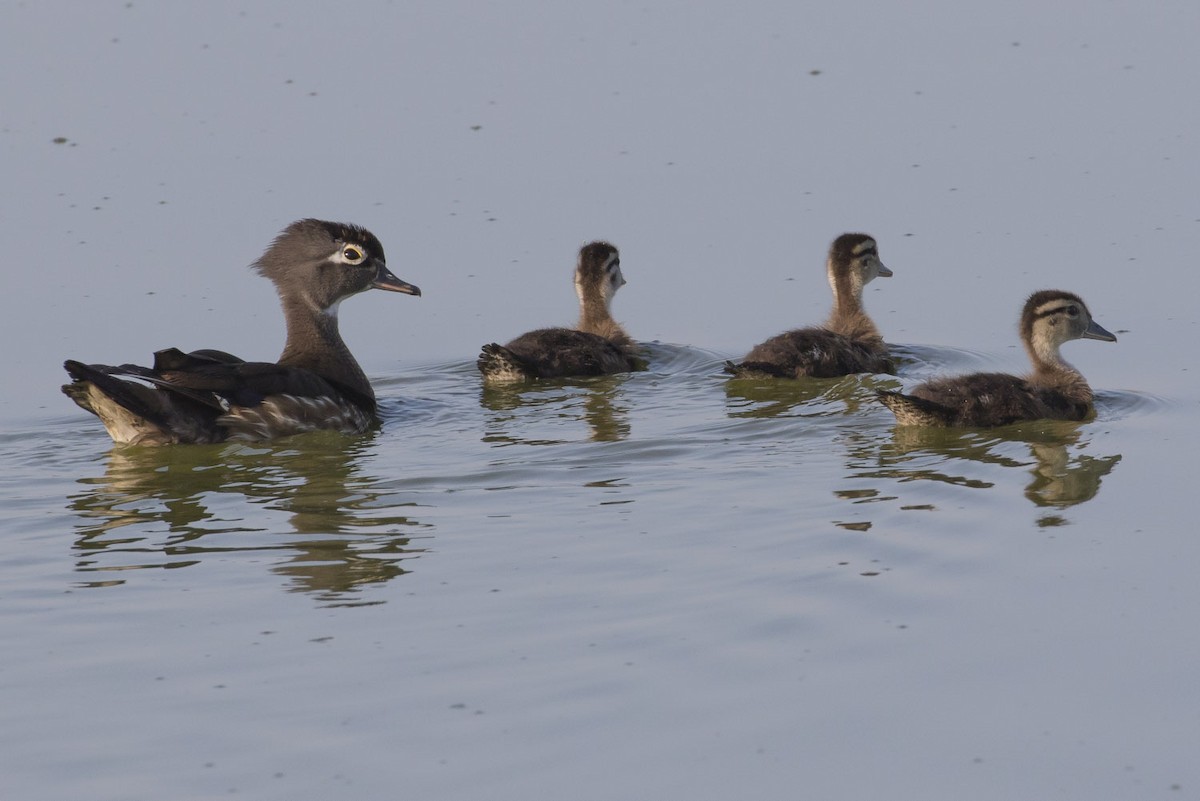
[342, 246, 365, 264]
[1066, 305, 1079, 317]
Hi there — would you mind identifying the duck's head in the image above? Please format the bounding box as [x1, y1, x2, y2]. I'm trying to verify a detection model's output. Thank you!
[1021, 290, 1116, 363]
[574, 241, 624, 312]
[827, 233, 892, 299]
[254, 219, 421, 316]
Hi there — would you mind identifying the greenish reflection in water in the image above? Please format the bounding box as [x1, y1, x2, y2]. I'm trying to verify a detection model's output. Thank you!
[874, 421, 1122, 519]
[722, 369, 1123, 528]
[67, 432, 428, 605]
[480, 374, 632, 444]
[723, 373, 890, 418]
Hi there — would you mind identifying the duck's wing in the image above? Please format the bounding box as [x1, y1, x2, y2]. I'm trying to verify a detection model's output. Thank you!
[63, 350, 369, 444]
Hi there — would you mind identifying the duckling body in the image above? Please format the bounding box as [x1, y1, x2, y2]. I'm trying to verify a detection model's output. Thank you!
[726, 233, 893, 379]
[62, 219, 421, 445]
[877, 290, 1116, 427]
[478, 242, 642, 382]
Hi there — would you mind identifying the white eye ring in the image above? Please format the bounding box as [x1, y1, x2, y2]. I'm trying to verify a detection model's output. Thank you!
[340, 245, 366, 265]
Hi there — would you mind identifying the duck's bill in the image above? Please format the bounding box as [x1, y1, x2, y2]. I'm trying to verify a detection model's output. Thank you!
[1083, 320, 1117, 342]
[876, 262, 893, 278]
[372, 265, 422, 296]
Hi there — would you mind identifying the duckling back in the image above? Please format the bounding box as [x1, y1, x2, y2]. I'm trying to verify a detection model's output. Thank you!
[726, 328, 892, 379]
[877, 373, 1081, 427]
[479, 328, 639, 383]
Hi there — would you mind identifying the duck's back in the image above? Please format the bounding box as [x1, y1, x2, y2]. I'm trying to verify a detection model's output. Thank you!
[63, 348, 375, 444]
[479, 327, 638, 382]
[730, 327, 891, 379]
[879, 372, 1090, 427]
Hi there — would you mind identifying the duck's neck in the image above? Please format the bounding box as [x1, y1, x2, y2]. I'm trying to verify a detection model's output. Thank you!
[577, 295, 630, 346]
[824, 267, 880, 342]
[277, 296, 374, 403]
[1025, 335, 1089, 397]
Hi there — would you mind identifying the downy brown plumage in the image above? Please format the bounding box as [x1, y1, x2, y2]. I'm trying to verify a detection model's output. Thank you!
[478, 241, 643, 383]
[726, 233, 894, 379]
[877, 290, 1116, 427]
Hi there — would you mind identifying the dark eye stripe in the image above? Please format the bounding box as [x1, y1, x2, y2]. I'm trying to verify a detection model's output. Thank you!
[1034, 304, 1076, 319]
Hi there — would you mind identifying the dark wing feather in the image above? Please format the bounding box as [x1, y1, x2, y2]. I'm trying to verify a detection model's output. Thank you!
[63, 348, 373, 444]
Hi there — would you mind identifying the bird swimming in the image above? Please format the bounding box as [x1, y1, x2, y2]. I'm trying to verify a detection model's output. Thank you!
[62, 218, 420, 444]
[726, 233, 894, 379]
[478, 241, 643, 383]
[876, 289, 1116, 427]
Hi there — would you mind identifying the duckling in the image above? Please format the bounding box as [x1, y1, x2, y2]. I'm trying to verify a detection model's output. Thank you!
[877, 290, 1116, 427]
[478, 241, 642, 382]
[725, 233, 893, 378]
[62, 218, 421, 445]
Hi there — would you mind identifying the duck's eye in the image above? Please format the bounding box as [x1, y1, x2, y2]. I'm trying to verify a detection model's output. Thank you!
[1066, 305, 1079, 317]
[342, 246, 365, 264]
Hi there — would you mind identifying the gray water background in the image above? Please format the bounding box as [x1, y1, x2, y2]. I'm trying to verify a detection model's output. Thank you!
[2, 2, 1199, 799]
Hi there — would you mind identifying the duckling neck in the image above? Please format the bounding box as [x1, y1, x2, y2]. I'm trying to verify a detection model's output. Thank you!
[278, 297, 374, 402]
[824, 290, 880, 342]
[1026, 334, 1072, 373]
[1025, 337, 1088, 396]
[823, 265, 877, 341]
[578, 300, 630, 346]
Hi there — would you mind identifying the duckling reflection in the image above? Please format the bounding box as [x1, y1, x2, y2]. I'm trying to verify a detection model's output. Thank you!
[875, 422, 1120, 509]
[480, 375, 631, 444]
[724, 373, 891, 419]
[67, 434, 428, 604]
[1024, 440, 1121, 509]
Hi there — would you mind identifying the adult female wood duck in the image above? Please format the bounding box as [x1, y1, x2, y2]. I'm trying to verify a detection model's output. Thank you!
[876, 290, 1116, 427]
[62, 218, 421, 444]
[478, 241, 643, 383]
[726, 233, 894, 378]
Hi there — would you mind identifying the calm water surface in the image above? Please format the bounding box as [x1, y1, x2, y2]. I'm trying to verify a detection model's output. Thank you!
[3, 341, 1192, 800]
[5, 1, 1200, 799]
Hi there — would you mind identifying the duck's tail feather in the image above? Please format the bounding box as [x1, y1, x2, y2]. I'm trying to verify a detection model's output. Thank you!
[876, 390, 949, 426]
[478, 343, 532, 383]
[62, 360, 181, 444]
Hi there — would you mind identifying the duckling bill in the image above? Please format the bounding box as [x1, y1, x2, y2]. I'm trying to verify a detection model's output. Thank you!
[62, 218, 421, 445]
[877, 290, 1116, 427]
[726, 233, 894, 379]
[478, 241, 643, 383]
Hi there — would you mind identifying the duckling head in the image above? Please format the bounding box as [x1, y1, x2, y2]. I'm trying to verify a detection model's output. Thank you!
[1021, 289, 1116, 370]
[827, 233, 891, 304]
[574, 241, 624, 314]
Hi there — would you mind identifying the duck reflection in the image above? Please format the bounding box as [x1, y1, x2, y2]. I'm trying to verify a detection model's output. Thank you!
[67, 433, 428, 605]
[875, 420, 1121, 511]
[480, 374, 631, 445]
[724, 373, 887, 419]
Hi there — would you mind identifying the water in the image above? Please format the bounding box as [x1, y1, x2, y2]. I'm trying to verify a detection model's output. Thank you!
[3, 343, 1189, 800]
[5, 2, 1200, 799]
